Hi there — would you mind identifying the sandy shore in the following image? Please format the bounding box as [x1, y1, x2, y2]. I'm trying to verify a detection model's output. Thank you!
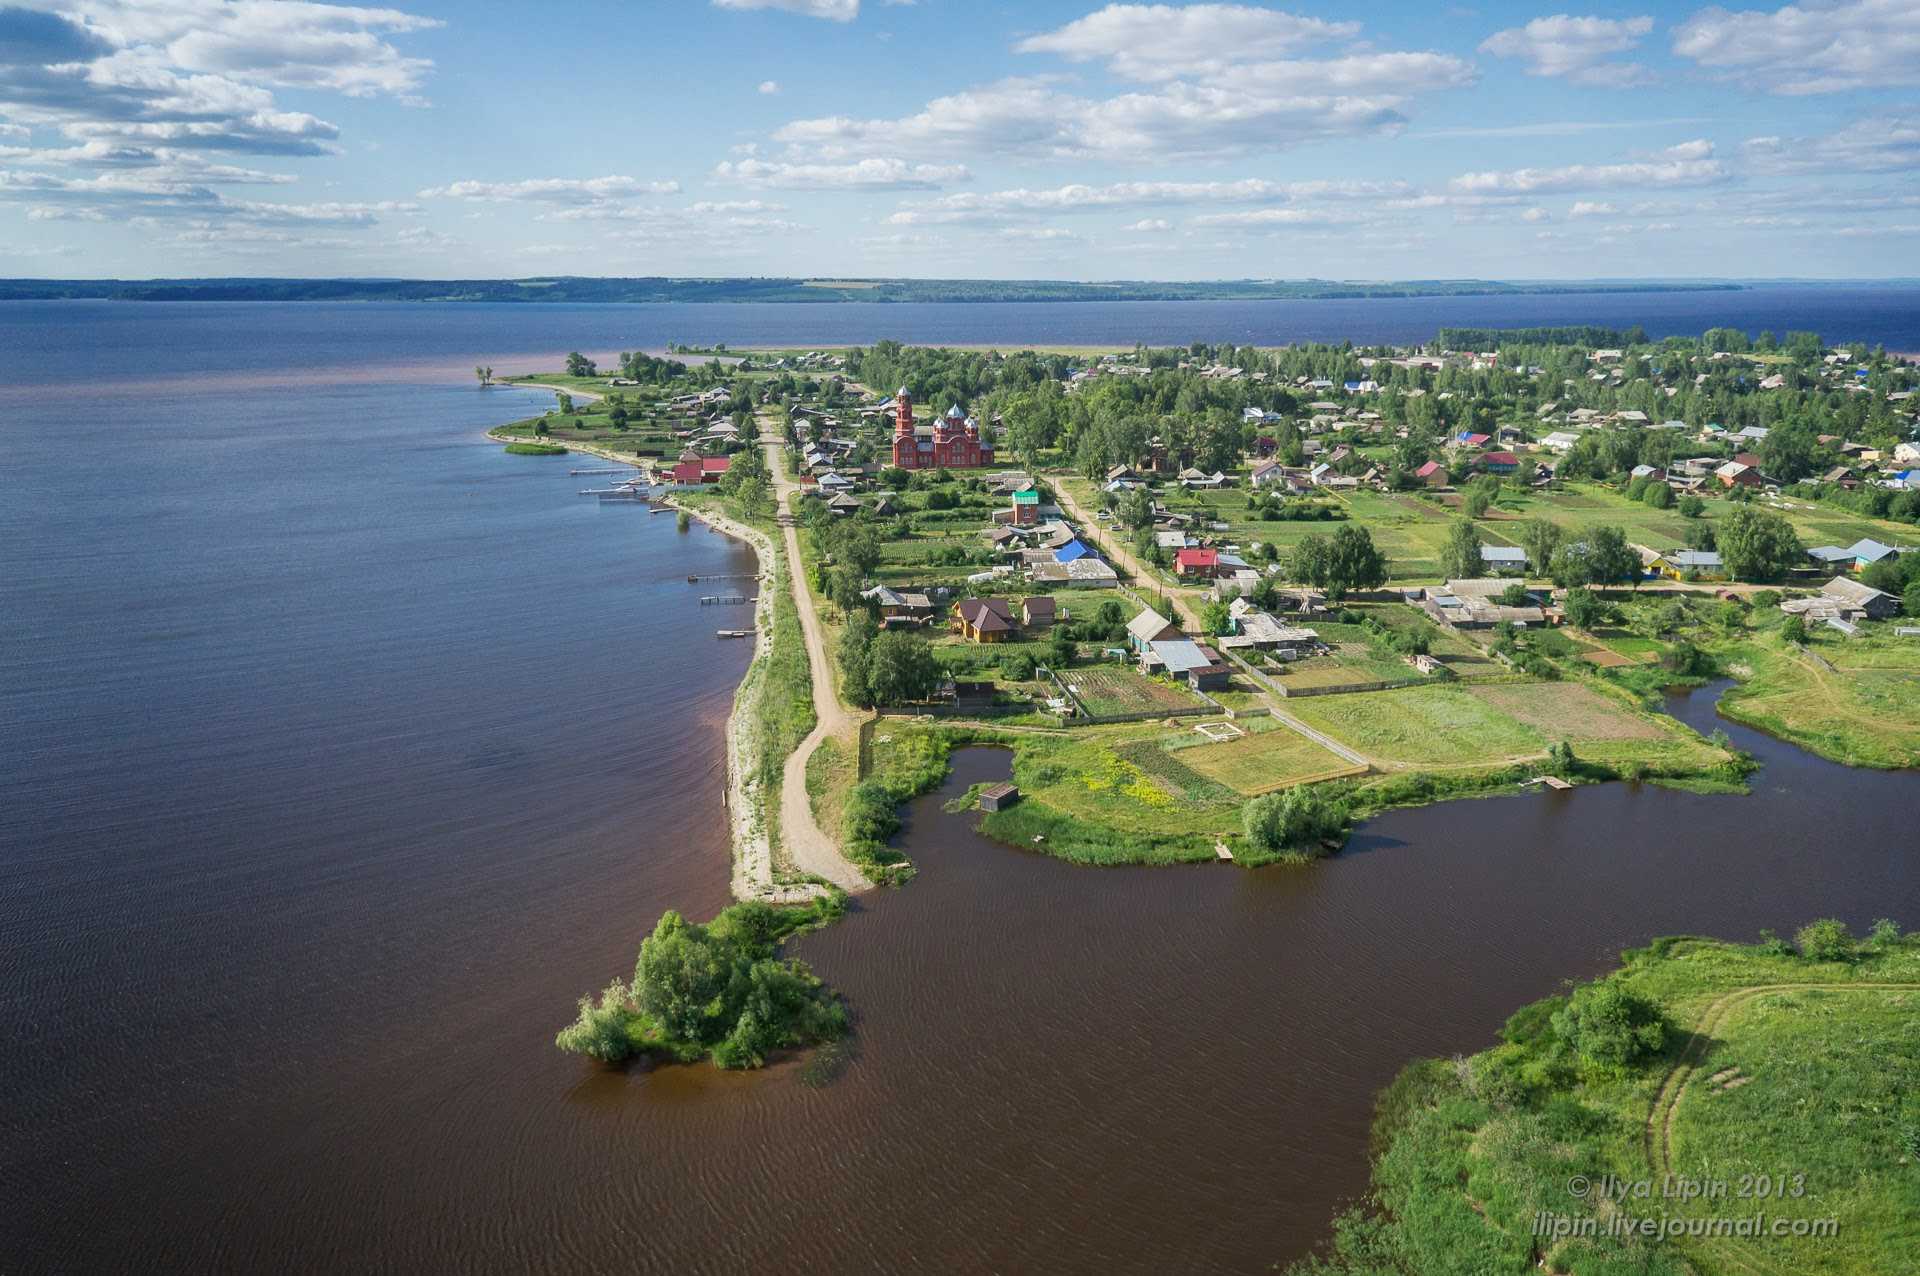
[483, 422, 825, 902]
[662, 496, 828, 904]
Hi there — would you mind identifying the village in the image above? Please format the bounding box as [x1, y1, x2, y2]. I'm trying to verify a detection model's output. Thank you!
[495, 327, 1920, 876]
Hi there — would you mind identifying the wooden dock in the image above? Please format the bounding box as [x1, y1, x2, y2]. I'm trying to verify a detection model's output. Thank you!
[1525, 776, 1574, 791]
[716, 629, 754, 639]
[1214, 841, 1235, 861]
[688, 573, 757, 583]
[700, 595, 752, 606]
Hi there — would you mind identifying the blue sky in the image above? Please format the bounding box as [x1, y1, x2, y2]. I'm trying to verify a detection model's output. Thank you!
[0, 0, 1915, 279]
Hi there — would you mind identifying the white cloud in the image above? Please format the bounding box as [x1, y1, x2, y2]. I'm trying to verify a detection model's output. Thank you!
[1190, 206, 1372, 229]
[1014, 4, 1359, 81]
[1672, 0, 1920, 94]
[1124, 217, 1172, 231]
[1744, 114, 1920, 173]
[1480, 15, 1654, 87]
[771, 75, 1440, 163]
[713, 156, 969, 189]
[712, 0, 859, 20]
[0, 1, 439, 233]
[1522, 206, 1551, 222]
[758, 80, 780, 95]
[1449, 141, 1727, 193]
[418, 176, 681, 203]
[1568, 200, 1618, 217]
[890, 177, 1406, 221]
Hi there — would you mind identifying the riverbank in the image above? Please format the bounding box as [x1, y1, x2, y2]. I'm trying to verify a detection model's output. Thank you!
[1289, 929, 1920, 1275]
[485, 422, 834, 902]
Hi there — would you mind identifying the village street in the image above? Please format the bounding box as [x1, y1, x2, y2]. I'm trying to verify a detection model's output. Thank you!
[762, 435, 873, 892]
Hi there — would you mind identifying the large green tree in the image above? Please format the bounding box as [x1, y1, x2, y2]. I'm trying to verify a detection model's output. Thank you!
[1717, 505, 1803, 582]
[1441, 519, 1485, 580]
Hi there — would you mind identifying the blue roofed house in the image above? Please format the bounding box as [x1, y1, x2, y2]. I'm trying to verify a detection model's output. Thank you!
[1807, 538, 1903, 573]
[1054, 538, 1094, 564]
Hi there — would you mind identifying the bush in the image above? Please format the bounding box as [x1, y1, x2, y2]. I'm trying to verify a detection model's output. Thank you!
[1549, 980, 1670, 1076]
[1242, 785, 1350, 858]
[1795, 917, 1855, 962]
[556, 900, 847, 1069]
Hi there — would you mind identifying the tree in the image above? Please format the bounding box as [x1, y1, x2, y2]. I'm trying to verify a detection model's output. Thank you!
[1290, 533, 1331, 590]
[475, 365, 493, 387]
[1795, 918, 1854, 962]
[554, 980, 638, 1063]
[1678, 494, 1705, 518]
[1200, 599, 1233, 637]
[565, 351, 597, 378]
[1519, 517, 1564, 573]
[1321, 524, 1388, 599]
[1905, 579, 1920, 618]
[1550, 980, 1669, 1076]
[533, 417, 550, 437]
[838, 612, 879, 707]
[1717, 505, 1803, 582]
[1760, 418, 1823, 484]
[1779, 612, 1807, 645]
[634, 910, 735, 1044]
[1440, 519, 1485, 581]
[1242, 785, 1350, 857]
[1548, 524, 1636, 589]
[556, 392, 573, 415]
[1556, 586, 1606, 639]
[1642, 481, 1674, 509]
[865, 631, 940, 706]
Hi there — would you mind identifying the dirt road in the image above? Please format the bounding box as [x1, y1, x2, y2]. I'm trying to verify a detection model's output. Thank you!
[764, 438, 872, 892]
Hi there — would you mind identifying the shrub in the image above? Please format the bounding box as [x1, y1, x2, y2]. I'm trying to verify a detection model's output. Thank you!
[1549, 980, 1670, 1075]
[1242, 785, 1350, 857]
[1795, 917, 1855, 962]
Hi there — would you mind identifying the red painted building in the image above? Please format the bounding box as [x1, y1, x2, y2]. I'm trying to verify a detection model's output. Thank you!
[669, 456, 732, 484]
[891, 388, 991, 470]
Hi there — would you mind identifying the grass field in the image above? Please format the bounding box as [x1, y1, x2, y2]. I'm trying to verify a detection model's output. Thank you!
[1285, 683, 1549, 766]
[1719, 636, 1920, 768]
[1306, 934, 1920, 1276]
[1469, 681, 1666, 740]
[1174, 724, 1361, 794]
[1488, 482, 1918, 562]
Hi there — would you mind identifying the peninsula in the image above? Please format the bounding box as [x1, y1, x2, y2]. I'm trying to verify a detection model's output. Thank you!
[504, 330, 1918, 885]
[527, 328, 1918, 1072]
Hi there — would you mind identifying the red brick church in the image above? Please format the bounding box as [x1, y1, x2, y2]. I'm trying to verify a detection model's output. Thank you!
[891, 388, 991, 470]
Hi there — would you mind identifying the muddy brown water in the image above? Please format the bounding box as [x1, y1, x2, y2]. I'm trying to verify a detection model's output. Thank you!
[5, 313, 1916, 1271]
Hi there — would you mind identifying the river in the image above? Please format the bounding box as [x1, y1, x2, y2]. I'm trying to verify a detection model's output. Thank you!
[1, 300, 1916, 1273]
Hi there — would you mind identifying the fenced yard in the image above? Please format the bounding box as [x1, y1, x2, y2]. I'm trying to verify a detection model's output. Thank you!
[1061, 664, 1210, 719]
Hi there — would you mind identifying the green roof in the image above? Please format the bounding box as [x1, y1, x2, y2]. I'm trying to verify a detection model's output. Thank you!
[1012, 488, 1039, 503]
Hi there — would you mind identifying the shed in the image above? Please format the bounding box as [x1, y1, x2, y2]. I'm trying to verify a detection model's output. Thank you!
[978, 783, 1020, 812]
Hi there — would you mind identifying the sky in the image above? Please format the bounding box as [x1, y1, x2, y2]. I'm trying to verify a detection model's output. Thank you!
[0, 0, 1916, 280]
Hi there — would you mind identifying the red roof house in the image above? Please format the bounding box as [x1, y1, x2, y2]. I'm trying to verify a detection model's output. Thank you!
[1174, 547, 1220, 578]
[1415, 460, 1448, 486]
[700, 456, 732, 482]
[1478, 451, 1519, 474]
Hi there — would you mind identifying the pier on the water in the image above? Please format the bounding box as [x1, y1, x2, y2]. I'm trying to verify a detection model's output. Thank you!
[701, 595, 751, 606]
[688, 573, 757, 583]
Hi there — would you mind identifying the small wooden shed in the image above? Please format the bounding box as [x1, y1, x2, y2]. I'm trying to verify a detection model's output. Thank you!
[978, 783, 1020, 812]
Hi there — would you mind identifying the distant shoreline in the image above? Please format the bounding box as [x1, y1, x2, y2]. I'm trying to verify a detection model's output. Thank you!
[0, 278, 1756, 305]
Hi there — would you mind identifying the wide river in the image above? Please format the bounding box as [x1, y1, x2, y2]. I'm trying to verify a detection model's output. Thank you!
[2, 298, 1916, 1273]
